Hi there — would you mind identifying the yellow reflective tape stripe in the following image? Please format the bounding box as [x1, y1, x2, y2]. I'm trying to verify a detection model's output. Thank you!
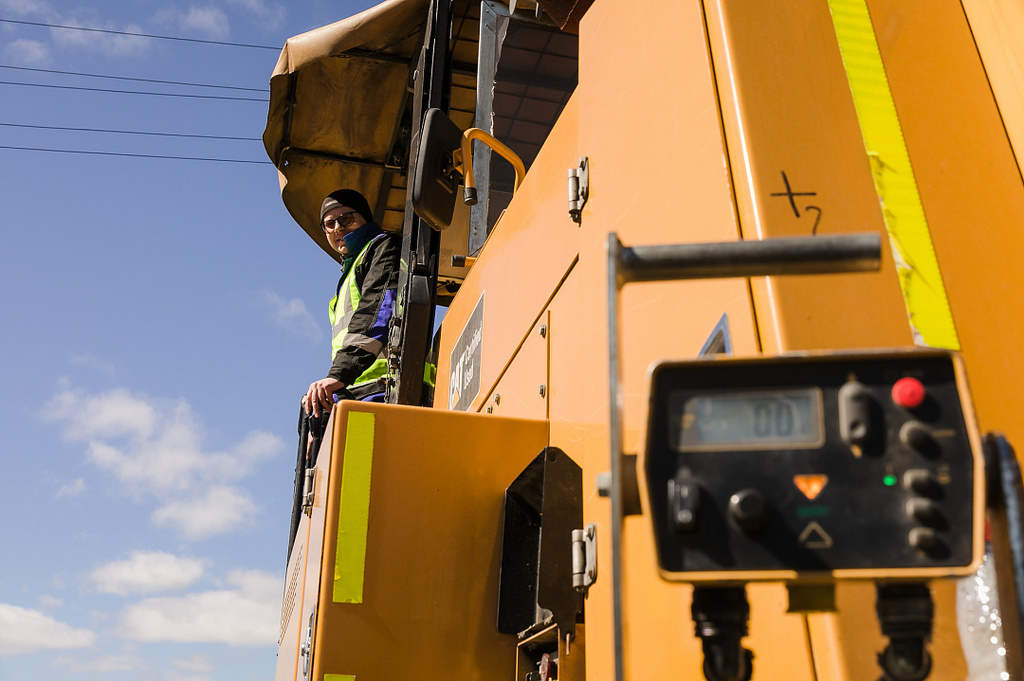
[324, 675, 356, 681]
[333, 411, 375, 603]
[827, 0, 960, 350]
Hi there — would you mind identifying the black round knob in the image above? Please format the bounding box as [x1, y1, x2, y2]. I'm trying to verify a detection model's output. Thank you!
[728, 488, 769, 532]
[900, 420, 931, 448]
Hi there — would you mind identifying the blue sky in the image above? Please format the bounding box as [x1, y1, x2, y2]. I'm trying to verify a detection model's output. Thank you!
[0, 1, 378, 679]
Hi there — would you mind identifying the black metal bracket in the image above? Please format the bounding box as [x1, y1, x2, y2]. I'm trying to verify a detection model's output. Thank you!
[691, 586, 754, 681]
[875, 583, 933, 681]
[497, 447, 584, 642]
[984, 433, 1024, 675]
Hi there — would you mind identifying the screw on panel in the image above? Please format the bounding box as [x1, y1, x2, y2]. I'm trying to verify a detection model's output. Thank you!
[494, 393, 501, 405]
[539, 324, 547, 338]
[538, 384, 546, 397]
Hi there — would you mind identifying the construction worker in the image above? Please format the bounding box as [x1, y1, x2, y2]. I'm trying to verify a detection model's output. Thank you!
[303, 189, 400, 419]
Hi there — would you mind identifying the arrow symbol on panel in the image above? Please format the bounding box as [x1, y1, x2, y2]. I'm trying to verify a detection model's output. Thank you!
[799, 522, 834, 549]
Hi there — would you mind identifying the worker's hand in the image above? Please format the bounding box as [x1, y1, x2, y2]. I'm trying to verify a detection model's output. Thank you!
[304, 378, 346, 417]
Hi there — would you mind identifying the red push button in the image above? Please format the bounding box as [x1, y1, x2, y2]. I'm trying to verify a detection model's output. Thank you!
[892, 377, 926, 409]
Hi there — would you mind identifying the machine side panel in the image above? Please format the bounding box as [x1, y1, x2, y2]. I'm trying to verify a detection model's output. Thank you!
[869, 0, 1024, 459]
[310, 402, 549, 681]
[959, 0, 1024, 181]
[574, 1, 787, 680]
[701, 0, 1024, 677]
[436, 95, 581, 415]
[705, 0, 912, 355]
[276, 412, 337, 681]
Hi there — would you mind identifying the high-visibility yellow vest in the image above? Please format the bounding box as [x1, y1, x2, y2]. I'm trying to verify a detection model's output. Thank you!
[328, 234, 391, 391]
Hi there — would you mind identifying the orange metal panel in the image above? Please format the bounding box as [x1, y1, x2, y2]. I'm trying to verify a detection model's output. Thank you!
[868, 0, 1024, 454]
[704, 0, 912, 355]
[573, 1, 792, 680]
[961, 0, 1024, 173]
[306, 402, 549, 681]
[435, 95, 581, 414]
[546, 268, 587, 466]
[485, 311, 550, 421]
[426, 1, 1021, 680]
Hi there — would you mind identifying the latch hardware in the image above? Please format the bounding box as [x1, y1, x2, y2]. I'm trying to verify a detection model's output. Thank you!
[568, 157, 589, 223]
[300, 609, 315, 679]
[572, 523, 598, 594]
[302, 468, 315, 515]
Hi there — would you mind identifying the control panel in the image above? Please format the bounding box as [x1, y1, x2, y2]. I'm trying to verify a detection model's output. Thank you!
[643, 350, 984, 582]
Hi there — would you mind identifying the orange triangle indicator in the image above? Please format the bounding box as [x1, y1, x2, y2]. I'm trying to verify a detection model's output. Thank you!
[794, 475, 829, 500]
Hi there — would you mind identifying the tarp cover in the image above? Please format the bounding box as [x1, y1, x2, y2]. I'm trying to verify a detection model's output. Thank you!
[263, 0, 429, 261]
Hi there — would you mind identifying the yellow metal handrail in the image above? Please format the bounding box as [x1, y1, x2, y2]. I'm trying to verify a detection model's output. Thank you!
[454, 128, 526, 205]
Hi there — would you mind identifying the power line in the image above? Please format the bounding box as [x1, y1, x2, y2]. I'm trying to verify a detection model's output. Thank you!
[0, 122, 262, 141]
[0, 80, 267, 102]
[0, 145, 272, 164]
[0, 64, 268, 93]
[0, 18, 280, 51]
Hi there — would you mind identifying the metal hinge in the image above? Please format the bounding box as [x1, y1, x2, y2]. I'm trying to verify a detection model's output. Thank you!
[568, 156, 589, 223]
[571, 523, 598, 595]
[302, 468, 315, 516]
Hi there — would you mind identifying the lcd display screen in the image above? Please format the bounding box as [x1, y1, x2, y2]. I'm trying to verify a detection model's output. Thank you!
[670, 388, 823, 450]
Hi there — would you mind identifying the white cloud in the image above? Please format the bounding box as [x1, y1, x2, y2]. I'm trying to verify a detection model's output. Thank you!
[2, 38, 51, 66]
[68, 352, 118, 376]
[0, 2, 153, 57]
[90, 551, 204, 597]
[264, 291, 322, 341]
[179, 6, 230, 39]
[37, 595, 62, 609]
[174, 652, 213, 673]
[56, 478, 86, 499]
[226, 0, 285, 30]
[118, 570, 281, 646]
[46, 386, 283, 539]
[48, 388, 281, 492]
[0, 0, 51, 16]
[52, 652, 142, 674]
[152, 486, 258, 540]
[51, 19, 151, 58]
[0, 604, 96, 656]
[49, 388, 156, 443]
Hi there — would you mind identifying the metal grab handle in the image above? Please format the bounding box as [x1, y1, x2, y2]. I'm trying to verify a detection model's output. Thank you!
[616, 232, 882, 285]
[456, 127, 527, 206]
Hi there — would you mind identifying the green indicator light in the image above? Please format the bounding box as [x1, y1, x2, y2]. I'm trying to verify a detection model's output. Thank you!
[883, 474, 897, 487]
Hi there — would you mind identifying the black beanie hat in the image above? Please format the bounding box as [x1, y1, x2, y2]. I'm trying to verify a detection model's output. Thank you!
[320, 189, 374, 224]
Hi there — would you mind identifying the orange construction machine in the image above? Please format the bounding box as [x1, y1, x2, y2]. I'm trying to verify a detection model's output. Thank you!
[263, 1, 1024, 679]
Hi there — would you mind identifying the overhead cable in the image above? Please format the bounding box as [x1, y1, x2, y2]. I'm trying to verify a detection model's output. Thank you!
[0, 80, 267, 102]
[0, 18, 279, 51]
[0, 122, 262, 141]
[0, 145, 272, 164]
[0, 64, 268, 93]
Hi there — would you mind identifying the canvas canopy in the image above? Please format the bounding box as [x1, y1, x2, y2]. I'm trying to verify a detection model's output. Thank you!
[263, 0, 429, 262]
